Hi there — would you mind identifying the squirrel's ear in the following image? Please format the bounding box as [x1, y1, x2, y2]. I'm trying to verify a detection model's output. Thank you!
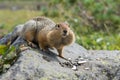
[55, 24, 60, 28]
[64, 21, 69, 26]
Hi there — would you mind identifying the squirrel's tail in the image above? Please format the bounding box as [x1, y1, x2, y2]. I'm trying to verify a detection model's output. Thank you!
[0, 24, 24, 45]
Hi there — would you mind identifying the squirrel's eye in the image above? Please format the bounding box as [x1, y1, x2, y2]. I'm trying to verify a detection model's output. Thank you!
[57, 24, 60, 28]
[55, 24, 60, 28]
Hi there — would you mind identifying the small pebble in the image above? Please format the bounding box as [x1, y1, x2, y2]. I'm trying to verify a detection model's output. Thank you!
[84, 67, 90, 70]
[77, 60, 87, 64]
[72, 65, 77, 70]
[79, 58, 84, 60]
[68, 58, 72, 61]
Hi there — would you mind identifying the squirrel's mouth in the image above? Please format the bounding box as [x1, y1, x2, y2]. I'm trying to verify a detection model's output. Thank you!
[63, 34, 66, 36]
[62, 30, 68, 37]
[62, 33, 68, 37]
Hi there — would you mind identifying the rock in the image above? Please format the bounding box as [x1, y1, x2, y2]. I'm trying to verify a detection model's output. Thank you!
[0, 46, 119, 80]
[77, 60, 87, 64]
[0, 43, 88, 80]
[0, 24, 120, 80]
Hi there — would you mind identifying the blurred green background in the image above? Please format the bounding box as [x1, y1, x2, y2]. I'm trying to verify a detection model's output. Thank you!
[0, 0, 120, 50]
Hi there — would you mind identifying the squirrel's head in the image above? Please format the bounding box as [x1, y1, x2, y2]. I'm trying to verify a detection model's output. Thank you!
[55, 22, 70, 38]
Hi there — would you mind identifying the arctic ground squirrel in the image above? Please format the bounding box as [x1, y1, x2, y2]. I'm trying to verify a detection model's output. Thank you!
[21, 17, 75, 59]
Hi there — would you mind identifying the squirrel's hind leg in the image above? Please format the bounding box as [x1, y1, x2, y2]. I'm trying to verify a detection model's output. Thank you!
[24, 31, 37, 48]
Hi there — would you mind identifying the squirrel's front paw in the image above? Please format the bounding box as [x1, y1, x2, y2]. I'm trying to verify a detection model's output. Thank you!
[28, 42, 37, 48]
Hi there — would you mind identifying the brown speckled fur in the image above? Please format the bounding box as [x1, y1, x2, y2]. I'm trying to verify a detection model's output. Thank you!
[22, 17, 75, 58]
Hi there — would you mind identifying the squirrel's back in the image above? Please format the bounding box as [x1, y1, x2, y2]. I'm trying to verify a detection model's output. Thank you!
[33, 16, 56, 31]
[21, 17, 56, 43]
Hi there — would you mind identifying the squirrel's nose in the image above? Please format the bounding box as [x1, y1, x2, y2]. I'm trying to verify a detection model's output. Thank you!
[63, 30, 67, 34]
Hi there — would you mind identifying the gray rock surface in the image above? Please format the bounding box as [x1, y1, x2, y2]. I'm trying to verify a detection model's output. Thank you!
[0, 24, 120, 80]
[0, 43, 120, 80]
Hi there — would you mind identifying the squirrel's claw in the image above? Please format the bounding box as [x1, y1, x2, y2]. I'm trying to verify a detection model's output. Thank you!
[28, 41, 37, 48]
[58, 55, 68, 61]
[20, 44, 30, 51]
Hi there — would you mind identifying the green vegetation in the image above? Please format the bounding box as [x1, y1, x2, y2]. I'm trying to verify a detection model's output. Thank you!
[0, 0, 120, 50]
[0, 44, 17, 73]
